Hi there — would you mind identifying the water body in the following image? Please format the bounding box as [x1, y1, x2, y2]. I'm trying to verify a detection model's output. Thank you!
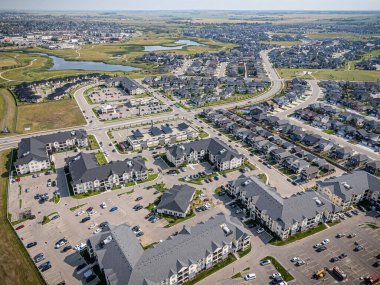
[31, 52, 139, 72]
[144, 39, 204, 52]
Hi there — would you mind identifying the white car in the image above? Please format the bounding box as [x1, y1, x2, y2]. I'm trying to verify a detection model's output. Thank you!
[322, 239, 330, 245]
[76, 210, 85, 216]
[101, 202, 107, 209]
[291, 257, 300, 262]
[89, 223, 98, 229]
[244, 273, 256, 280]
[74, 242, 87, 252]
[278, 282, 287, 285]
[271, 272, 282, 279]
[93, 228, 101, 234]
[257, 228, 265, 234]
[88, 210, 97, 216]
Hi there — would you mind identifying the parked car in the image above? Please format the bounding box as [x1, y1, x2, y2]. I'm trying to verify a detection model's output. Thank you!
[27, 242, 37, 248]
[290, 257, 300, 263]
[257, 228, 265, 234]
[244, 273, 256, 280]
[81, 216, 90, 223]
[110, 207, 118, 212]
[271, 273, 282, 279]
[322, 239, 330, 245]
[62, 245, 72, 252]
[316, 246, 327, 252]
[339, 253, 348, 259]
[336, 233, 345, 238]
[296, 260, 305, 266]
[51, 214, 60, 220]
[34, 253, 45, 263]
[330, 257, 339, 262]
[135, 196, 143, 201]
[16, 225, 24, 230]
[260, 259, 271, 266]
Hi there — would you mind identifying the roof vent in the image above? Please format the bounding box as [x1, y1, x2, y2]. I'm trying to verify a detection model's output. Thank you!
[341, 182, 351, 190]
[221, 224, 232, 236]
[102, 235, 113, 245]
[71, 131, 76, 136]
[127, 161, 133, 167]
[179, 145, 185, 151]
[220, 149, 226, 154]
[23, 151, 30, 157]
[242, 179, 252, 186]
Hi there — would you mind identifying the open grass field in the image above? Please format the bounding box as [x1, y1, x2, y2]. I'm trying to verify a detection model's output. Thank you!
[306, 32, 380, 41]
[0, 52, 127, 85]
[0, 89, 17, 133]
[0, 150, 45, 285]
[26, 35, 236, 69]
[0, 54, 20, 69]
[258, 40, 302, 47]
[15, 99, 86, 134]
[345, 48, 380, 70]
[276, 68, 380, 81]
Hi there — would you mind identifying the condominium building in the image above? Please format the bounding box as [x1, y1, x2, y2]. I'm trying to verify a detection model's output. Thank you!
[14, 129, 88, 175]
[228, 175, 340, 240]
[316, 171, 380, 210]
[156, 185, 196, 218]
[87, 213, 250, 285]
[166, 138, 244, 171]
[127, 122, 198, 151]
[67, 153, 147, 194]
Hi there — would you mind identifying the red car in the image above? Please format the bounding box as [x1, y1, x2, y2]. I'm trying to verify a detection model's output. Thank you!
[86, 207, 93, 212]
[16, 225, 25, 230]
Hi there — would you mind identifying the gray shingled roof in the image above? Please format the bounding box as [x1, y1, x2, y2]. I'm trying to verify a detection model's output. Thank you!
[167, 138, 243, 162]
[15, 129, 87, 166]
[68, 152, 147, 185]
[316, 171, 379, 202]
[157, 185, 196, 214]
[231, 175, 340, 228]
[90, 213, 250, 285]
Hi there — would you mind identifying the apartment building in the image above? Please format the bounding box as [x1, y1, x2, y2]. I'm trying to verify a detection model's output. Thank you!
[166, 138, 244, 171]
[87, 213, 250, 285]
[127, 122, 198, 151]
[67, 153, 147, 194]
[316, 171, 380, 210]
[106, 76, 145, 95]
[156, 185, 196, 218]
[228, 175, 340, 240]
[14, 129, 88, 175]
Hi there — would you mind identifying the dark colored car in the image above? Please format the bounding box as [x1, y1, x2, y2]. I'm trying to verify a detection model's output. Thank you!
[38, 261, 51, 270]
[316, 246, 327, 252]
[62, 245, 72, 252]
[330, 257, 339, 262]
[135, 196, 143, 201]
[27, 242, 37, 248]
[40, 264, 52, 272]
[99, 222, 109, 228]
[339, 253, 348, 259]
[81, 217, 91, 223]
[16, 225, 25, 230]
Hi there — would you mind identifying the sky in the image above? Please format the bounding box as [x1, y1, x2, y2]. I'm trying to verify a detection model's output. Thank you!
[1, 0, 380, 11]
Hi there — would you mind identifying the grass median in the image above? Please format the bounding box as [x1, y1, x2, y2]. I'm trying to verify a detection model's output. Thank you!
[261, 256, 294, 282]
[0, 150, 45, 285]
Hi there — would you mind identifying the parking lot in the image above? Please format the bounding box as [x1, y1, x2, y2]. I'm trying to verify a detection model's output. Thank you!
[277, 213, 380, 285]
[87, 86, 128, 103]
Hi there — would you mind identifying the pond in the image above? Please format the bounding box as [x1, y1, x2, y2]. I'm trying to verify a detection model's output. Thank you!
[32, 52, 139, 72]
[144, 39, 204, 52]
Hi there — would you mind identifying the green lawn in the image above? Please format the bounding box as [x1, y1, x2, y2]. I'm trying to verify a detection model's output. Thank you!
[323, 129, 336, 135]
[42, 211, 58, 225]
[87, 134, 100, 150]
[153, 183, 167, 193]
[238, 245, 252, 258]
[95, 151, 107, 165]
[270, 223, 328, 246]
[69, 203, 87, 212]
[162, 211, 196, 228]
[258, 173, 268, 184]
[0, 149, 45, 285]
[277, 68, 380, 82]
[0, 89, 17, 135]
[261, 256, 294, 282]
[183, 254, 237, 285]
[72, 191, 102, 199]
[137, 173, 158, 184]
